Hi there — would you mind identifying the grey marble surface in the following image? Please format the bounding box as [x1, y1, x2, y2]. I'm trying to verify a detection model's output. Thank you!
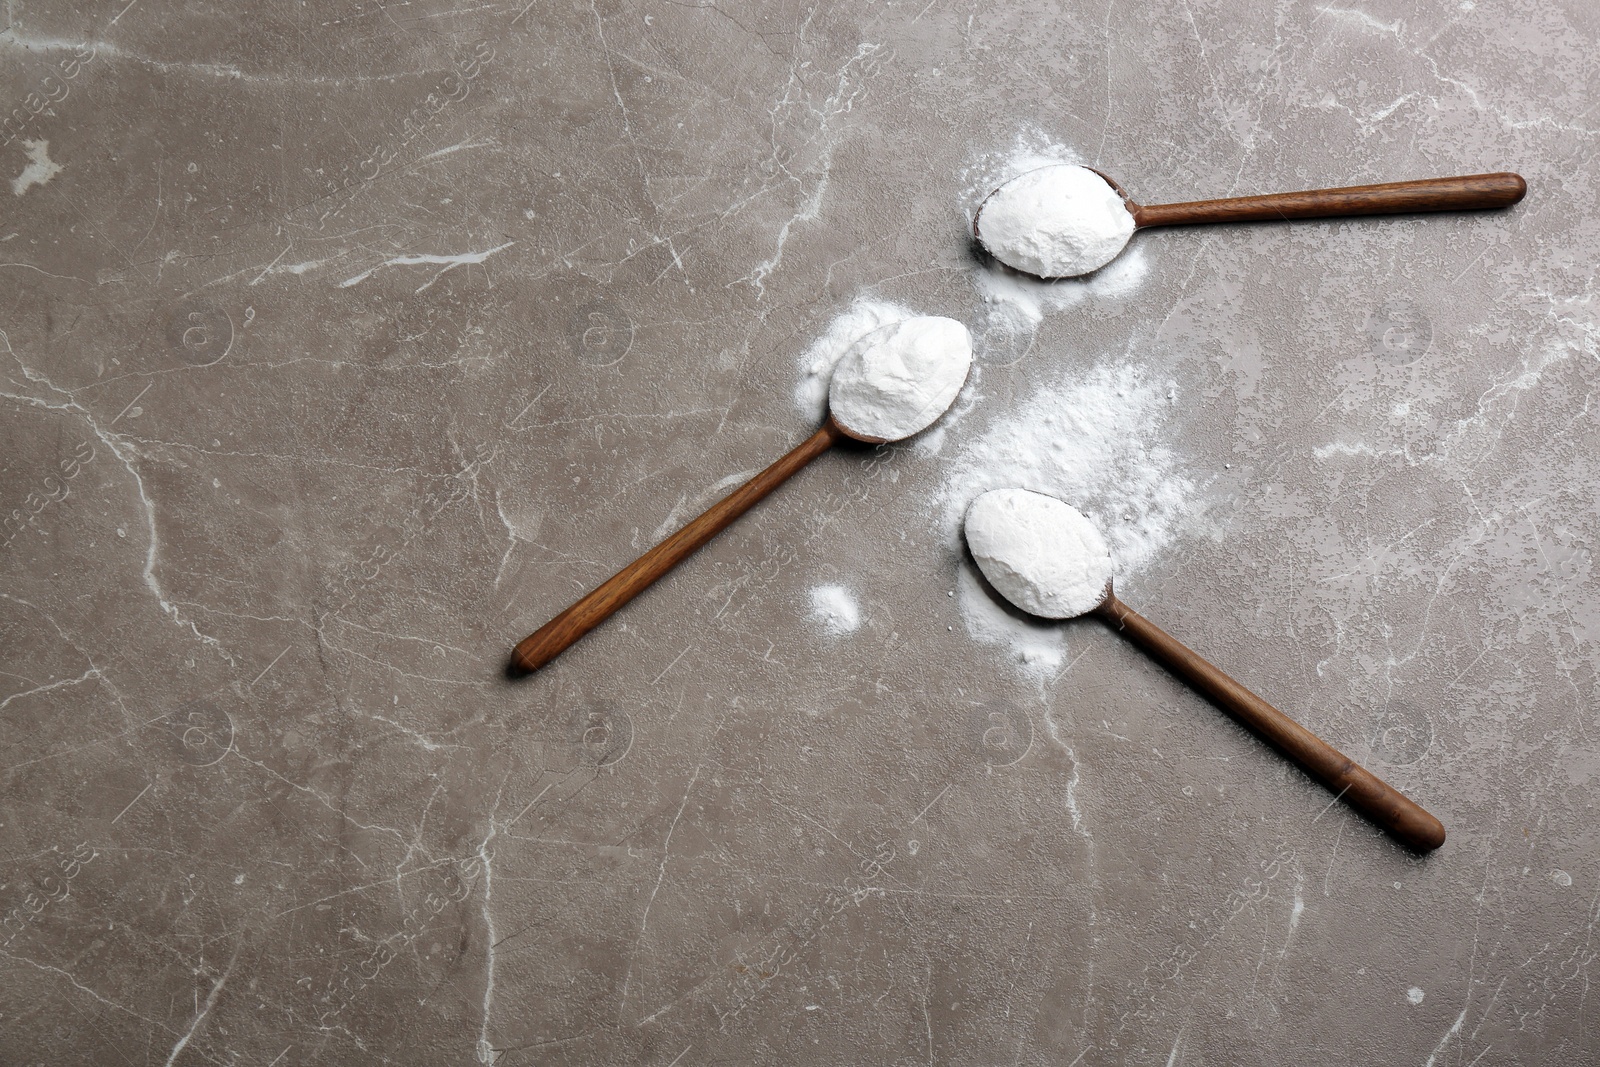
[3, 1, 1597, 1063]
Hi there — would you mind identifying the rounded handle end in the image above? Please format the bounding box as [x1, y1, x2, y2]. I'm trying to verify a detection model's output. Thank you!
[1394, 807, 1447, 853]
[506, 643, 542, 678]
[1500, 171, 1528, 205]
[508, 624, 565, 676]
[512, 627, 569, 675]
[1349, 763, 1447, 852]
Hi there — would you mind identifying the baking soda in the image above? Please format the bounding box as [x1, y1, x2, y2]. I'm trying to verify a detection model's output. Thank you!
[956, 565, 1069, 672]
[965, 489, 1113, 619]
[977, 165, 1136, 278]
[829, 317, 972, 442]
[961, 132, 1151, 366]
[808, 584, 861, 634]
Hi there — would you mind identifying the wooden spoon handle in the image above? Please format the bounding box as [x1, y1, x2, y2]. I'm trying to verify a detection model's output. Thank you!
[510, 418, 845, 674]
[1133, 172, 1525, 228]
[1095, 593, 1446, 852]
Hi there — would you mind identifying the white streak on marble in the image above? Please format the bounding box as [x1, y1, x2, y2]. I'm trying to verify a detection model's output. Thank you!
[363, 712, 456, 752]
[1042, 706, 1091, 842]
[619, 764, 702, 1021]
[2, 335, 234, 662]
[338, 241, 515, 291]
[0, 667, 98, 711]
[492, 490, 526, 590]
[1063, 748, 1087, 839]
[162, 943, 239, 1067]
[1315, 5, 1403, 35]
[0, 260, 86, 282]
[10, 140, 62, 196]
[475, 795, 501, 1066]
[2, 33, 412, 85]
[590, 0, 649, 193]
[1, 951, 176, 1033]
[1422, 1005, 1469, 1067]
[229, 750, 410, 847]
[247, 245, 302, 285]
[737, 42, 882, 294]
[320, 640, 480, 687]
[408, 3, 505, 21]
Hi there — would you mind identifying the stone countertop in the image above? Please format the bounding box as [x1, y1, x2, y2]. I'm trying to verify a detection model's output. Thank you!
[2, 1, 1596, 1063]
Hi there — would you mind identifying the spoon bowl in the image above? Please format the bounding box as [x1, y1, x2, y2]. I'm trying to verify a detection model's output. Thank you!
[974, 164, 1527, 279]
[963, 488, 1447, 853]
[829, 317, 972, 443]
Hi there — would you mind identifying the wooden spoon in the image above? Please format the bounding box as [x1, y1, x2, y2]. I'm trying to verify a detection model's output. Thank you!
[974, 165, 1526, 278]
[964, 488, 1446, 852]
[510, 316, 971, 675]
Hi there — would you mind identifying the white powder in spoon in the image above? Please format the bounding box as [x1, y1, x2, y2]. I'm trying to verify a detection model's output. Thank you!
[828, 316, 972, 442]
[965, 489, 1113, 618]
[977, 165, 1136, 278]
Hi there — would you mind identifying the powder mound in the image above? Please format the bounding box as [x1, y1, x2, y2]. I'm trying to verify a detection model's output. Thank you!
[965, 489, 1113, 619]
[978, 165, 1135, 278]
[829, 316, 972, 442]
[808, 584, 862, 635]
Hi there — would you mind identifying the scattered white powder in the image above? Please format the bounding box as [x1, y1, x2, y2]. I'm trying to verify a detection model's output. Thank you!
[976, 164, 1136, 278]
[794, 298, 915, 422]
[965, 489, 1113, 619]
[938, 363, 1200, 673]
[808, 584, 861, 635]
[1406, 987, 1425, 1006]
[956, 564, 1066, 675]
[958, 127, 1084, 222]
[974, 244, 1150, 327]
[973, 246, 1150, 368]
[828, 316, 972, 442]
